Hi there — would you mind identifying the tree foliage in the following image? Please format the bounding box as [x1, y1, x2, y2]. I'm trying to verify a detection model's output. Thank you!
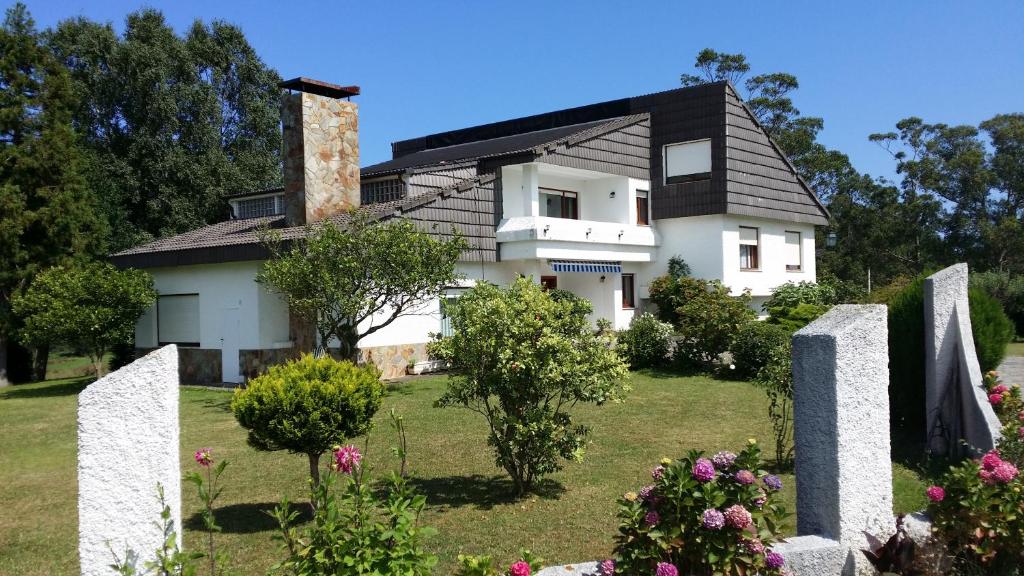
[431, 277, 629, 495]
[10, 262, 154, 377]
[230, 354, 384, 487]
[258, 215, 466, 360]
[46, 9, 282, 251]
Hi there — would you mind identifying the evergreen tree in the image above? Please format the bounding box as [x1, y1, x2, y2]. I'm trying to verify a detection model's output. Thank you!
[0, 3, 106, 383]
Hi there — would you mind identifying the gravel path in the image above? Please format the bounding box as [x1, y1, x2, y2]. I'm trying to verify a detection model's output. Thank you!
[998, 355, 1024, 385]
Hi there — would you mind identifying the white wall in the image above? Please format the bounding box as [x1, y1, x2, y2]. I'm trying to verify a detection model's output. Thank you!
[135, 261, 289, 350]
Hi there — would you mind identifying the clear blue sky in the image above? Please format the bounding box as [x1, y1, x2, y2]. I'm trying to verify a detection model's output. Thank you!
[19, 0, 1024, 180]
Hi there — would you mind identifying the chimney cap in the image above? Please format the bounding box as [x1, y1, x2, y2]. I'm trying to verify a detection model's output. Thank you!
[279, 77, 360, 99]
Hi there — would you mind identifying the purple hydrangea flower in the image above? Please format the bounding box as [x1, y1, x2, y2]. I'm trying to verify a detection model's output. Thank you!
[735, 470, 755, 485]
[598, 559, 615, 576]
[765, 551, 785, 569]
[753, 488, 767, 508]
[701, 508, 725, 530]
[644, 510, 660, 526]
[692, 458, 716, 482]
[711, 450, 737, 470]
[742, 538, 765, 555]
[652, 465, 665, 480]
[763, 474, 783, 491]
[638, 485, 656, 502]
[655, 562, 678, 576]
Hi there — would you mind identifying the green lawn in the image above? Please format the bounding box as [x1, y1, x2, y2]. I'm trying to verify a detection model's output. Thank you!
[1007, 340, 1024, 358]
[0, 372, 926, 575]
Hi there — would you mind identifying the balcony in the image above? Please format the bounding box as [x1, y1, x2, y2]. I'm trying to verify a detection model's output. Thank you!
[496, 216, 658, 261]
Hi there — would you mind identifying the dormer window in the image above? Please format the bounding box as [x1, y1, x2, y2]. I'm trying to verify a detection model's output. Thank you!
[234, 194, 284, 218]
[664, 139, 712, 184]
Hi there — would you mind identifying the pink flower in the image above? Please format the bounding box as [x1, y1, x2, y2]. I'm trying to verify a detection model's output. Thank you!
[655, 562, 678, 576]
[926, 486, 945, 502]
[735, 470, 755, 485]
[692, 458, 716, 482]
[598, 559, 615, 576]
[753, 488, 767, 508]
[332, 444, 362, 474]
[742, 538, 765, 555]
[702, 508, 725, 530]
[638, 485, 657, 502]
[509, 561, 531, 576]
[993, 461, 1019, 484]
[979, 469, 995, 484]
[993, 384, 1009, 395]
[652, 465, 665, 480]
[644, 510, 660, 526]
[989, 393, 1004, 405]
[194, 448, 213, 467]
[981, 450, 1003, 471]
[1018, 426, 1024, 440]
[724, 504, 752, 529]
[1018, 410, 1024, 422]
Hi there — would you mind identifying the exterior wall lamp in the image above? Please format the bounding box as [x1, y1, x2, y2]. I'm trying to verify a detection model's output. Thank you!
[826, 231, 838, 249]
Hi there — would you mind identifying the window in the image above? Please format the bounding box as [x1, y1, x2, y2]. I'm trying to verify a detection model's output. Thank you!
[636, 190, 650, 225]
[664, 139, 712, 184]
[622, 273, 636, 309]
[739, 226, 760, 271]
[235, 195, 283, 218]
[540, 276, 558, 290]
[361, 177, 406, 204]
[540, 188, 579, 219]
[785, 231, 802, 271]
[439, 294, 460, 337]
[157, 294, 199, 347]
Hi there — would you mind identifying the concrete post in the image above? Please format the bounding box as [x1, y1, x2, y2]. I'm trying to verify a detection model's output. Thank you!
[522, 163, 540, 217]
[78, 345, 181, 576]
[924, 263, 1001, 456]
[792, 305, 893, 547]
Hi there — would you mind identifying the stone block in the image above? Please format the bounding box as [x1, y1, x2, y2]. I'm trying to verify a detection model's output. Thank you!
[792, 305, 893, 550]
[78, 345, 181, 576]
[773, 535, 849, 575]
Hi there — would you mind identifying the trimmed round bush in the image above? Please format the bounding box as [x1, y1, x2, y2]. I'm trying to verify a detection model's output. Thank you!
[731, 321, 790, 380]
[617, 313, 673, 369]
[969, 287, 1014, 373]
[231, 354, 384, 485]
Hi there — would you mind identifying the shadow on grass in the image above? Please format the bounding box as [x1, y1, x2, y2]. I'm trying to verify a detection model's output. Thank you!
[406, 474, 565, 510]
[186, 501, 312, 534]
[198, 396, 233, 412]
[0, 377, 91, 399]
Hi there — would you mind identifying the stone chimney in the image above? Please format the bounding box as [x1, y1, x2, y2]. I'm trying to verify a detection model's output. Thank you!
[280, 77, 361, 226]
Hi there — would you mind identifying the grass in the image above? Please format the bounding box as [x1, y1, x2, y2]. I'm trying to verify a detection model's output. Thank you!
[1007, 341, 1024, 357]
[42, 347, 110, 380]
[0, 371, 927, 575]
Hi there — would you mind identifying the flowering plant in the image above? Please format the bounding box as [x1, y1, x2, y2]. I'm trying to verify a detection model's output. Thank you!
[983, 370, 1024, 468]
[453, 551, 543, 576]
[610, 442, 790, 575]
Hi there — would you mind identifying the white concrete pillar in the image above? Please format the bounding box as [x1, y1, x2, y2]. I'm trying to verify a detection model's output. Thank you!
[522, 163, 540, 217]
[78, 345, 181, 576]
[792, 305, 892, 547]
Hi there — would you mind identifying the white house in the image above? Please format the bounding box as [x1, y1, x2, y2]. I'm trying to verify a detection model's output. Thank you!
[111, 77, 828, 383]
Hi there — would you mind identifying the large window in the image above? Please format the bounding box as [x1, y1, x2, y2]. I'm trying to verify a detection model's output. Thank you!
[540, 188, 579, 219]
[622, 273, 636, 309]
[157, 294, 200, 347]
[785, 231, 802, 272]
[664, 139, 712, 184]
[361, 177, 406, 204]
[235, 195, 283, 218]
[636, 190, 650, 225]
[739, 226, 760, 271]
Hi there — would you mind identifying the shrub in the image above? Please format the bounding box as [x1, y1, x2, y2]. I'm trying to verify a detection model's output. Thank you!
[617, 313, 673, 369]
[971, 270, 1024, 337]
[762, 281, 837, 313]
[765, 302, 830, 333]
[969, 288, 1014, 373]
[730, 321, 790, 380]
[983, 371, 1024, 468]
[610, 443, 790, 575]
[431, 277, 629, 495]
[886, 276, 927, 441]
[230, 354, 384, 487]
[667, 255, 691, 279]
[453, 551, 544, 576]
[272, 438, 438, 576]
[648, 275, 755, 371]
[754, 343, 795, 467]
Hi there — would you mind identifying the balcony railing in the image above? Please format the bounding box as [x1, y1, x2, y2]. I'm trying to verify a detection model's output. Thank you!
[496, 216, 658, 247]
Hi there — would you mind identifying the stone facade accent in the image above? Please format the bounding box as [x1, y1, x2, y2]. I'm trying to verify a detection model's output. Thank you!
[358, 342, 429, 380]
[240, 347, 301, 381]
[925, 263, 1002, 457]
[78, 345, 181, 576]
[281, 90, 359, 226]
[288, 306, 317, 354]
[136, 347, 221, 386]
[789, 304, 893, 574]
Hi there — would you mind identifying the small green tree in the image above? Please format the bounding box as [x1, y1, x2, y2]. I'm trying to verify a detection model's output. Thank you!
[431, 277, 629, 495]
[11, 262, 154, 377]
[648, 274, 755, 371]
[258, 214, 466, 360]
[230, 354, 384, 487]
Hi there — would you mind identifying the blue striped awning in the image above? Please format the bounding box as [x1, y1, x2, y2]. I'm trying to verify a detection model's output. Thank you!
[549, 260, 622, 273]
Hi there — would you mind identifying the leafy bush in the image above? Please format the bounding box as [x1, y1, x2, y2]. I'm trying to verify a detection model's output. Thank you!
[453, 551, 543, 576]
[765, 303, 830, 333]
[667, 255, 691, 279]
[761, 281, 837, 313]
[754, 343, 795, 467]
[971, 270, 1024, 337]
[886, 276, 927, 440]
[730, 321, 790, 380]
[983, 371, 1024, 468]
[969, 287, 1014, 373]
[617, 313, 673, 369]
[230, 354, 384, 487]
[648, 275, 755, 371]
[610, 443, 790, 575]
[431, 277, 629, 495]
[272, 438, 438, 576]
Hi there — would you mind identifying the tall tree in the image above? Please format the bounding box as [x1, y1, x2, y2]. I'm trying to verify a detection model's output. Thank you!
[0, 3, 107, 383]
[46, 10, 282, 251]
